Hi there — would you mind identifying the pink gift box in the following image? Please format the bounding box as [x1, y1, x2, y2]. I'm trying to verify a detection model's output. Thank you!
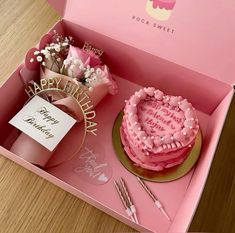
[0, 1, 234, 232]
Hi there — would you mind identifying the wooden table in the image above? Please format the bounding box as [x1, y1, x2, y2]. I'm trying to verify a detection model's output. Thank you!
[0, 1, 234, 232]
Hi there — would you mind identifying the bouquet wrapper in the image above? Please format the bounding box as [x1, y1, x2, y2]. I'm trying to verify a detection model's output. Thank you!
[10, 68, 117, 167]
[10, 133, 52, 166]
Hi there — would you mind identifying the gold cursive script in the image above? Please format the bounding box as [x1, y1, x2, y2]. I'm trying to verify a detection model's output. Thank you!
[25, 77, 98, 136]
[37, 107, 59, 125]
[23, 115, 54, 139]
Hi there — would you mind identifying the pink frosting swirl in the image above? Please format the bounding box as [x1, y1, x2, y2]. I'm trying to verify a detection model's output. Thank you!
[138, 89, 147, 99]
[154, 89, 164, 100]
[145, 137, 154, 148]
[185, 109, 196, 119]
[173, 131, 185, 141]
[154, 136, 162, 146]
[179, 99, 192, 111]
[169, 96, 181, 106]
[144, 87, 155, 96]
[129, 114, 138, 124]
[162, 134, 173, 144]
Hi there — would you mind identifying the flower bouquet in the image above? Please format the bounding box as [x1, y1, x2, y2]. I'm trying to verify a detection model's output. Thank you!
[10, 32, 118, 167]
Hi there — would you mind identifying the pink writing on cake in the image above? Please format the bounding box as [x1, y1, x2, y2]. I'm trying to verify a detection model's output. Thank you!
[161, 108, 183, 124]
[145, 117, 165, 132]
[146, 110, 172, 126]
[145, 100, 162, 109]
[146, 106, 183, 125]
[139, 101, 184, 135]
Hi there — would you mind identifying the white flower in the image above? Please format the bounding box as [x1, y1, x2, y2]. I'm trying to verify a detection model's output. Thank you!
[36, 56, 43, 62]
[54, 45, 61, 52]
[74, 59, 81, 65]
[63, 59, 69, 66]
[30, 58, 34, 63]
[96, 68, 102, 75]
[85, 67, 109, 88]
[79, 64, 85, 70]
[34, 51, 40, 55]
[84, 67, 94, 78]
[70, 65, 75, 70]
[41, 49, 50, 56]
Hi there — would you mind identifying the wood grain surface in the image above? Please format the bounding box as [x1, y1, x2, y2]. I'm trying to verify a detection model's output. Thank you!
[0, 1, 234, 232]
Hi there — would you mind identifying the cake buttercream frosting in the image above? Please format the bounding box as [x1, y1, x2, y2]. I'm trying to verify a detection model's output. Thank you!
[120, 87, 199, 171]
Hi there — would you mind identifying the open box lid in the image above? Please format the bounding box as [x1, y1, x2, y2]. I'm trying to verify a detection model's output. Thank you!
[48, 0, 235, 86]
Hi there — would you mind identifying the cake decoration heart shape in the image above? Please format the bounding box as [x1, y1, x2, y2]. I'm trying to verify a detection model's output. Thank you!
[120, 87, 200, 171]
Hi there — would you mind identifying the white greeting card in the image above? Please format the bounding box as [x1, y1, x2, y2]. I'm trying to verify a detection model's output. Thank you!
[9, 95, 76, 151]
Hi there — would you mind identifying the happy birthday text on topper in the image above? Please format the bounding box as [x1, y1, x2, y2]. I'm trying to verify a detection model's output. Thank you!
[25, 77, 98, 136]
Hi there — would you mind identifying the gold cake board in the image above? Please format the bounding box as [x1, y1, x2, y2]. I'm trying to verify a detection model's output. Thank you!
[112, 111, 202, 182]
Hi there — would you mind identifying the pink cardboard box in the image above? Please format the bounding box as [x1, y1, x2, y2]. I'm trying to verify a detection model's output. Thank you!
[0, 1, 234, 232]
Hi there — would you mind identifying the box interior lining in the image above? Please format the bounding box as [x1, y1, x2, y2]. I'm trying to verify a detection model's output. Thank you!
[0, 20, 233, 233]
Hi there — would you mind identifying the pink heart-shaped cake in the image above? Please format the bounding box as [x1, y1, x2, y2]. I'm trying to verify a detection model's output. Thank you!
[120, 87, 199, 171]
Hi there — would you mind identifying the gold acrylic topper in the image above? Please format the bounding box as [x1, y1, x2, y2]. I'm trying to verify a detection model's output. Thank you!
[83, 42, 104, 57]
[25, 77, 97, 136]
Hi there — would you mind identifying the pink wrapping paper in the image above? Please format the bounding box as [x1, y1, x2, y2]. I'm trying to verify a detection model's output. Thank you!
[10, 57, 117, 167]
